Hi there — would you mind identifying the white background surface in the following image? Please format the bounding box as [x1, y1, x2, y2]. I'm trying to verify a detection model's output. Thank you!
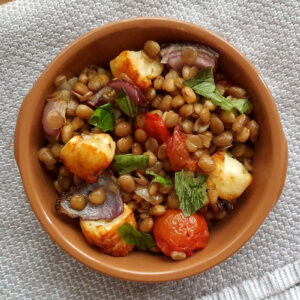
[0, 0, 299, 299]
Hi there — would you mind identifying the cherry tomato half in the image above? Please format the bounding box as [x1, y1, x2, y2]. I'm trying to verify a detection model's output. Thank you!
[153, 209, 209, 257]
[167, 126, 198, 172]
[143, 112, 170, 144]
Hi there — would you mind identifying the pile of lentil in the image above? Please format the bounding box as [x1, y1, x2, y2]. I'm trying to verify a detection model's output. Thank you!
[38, 40, 259, 238]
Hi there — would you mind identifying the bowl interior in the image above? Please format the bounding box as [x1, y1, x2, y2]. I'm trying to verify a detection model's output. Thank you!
[15, 18, 287, 282]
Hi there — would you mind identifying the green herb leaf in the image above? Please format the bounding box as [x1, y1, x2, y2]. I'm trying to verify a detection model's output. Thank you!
[118, 223, 155, 250]
[116, 89, 139, 118]
[146, 171, 172, 186]
[231, 98, 252, 114]
[184, 67, 252, 113]
[114, 154, 149, 175]
[175, 170, 208, 217]
[88, 102, 115, 132]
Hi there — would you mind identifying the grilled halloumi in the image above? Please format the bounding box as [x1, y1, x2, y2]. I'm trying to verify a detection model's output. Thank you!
[208, 151, 253, 202]
[60, 133, 116, 183]
[110, 50, 163, 90]
[80, 204, 136, 256]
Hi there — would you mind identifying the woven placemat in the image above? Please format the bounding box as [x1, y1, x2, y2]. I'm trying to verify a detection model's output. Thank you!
[0, 0, 299, 299]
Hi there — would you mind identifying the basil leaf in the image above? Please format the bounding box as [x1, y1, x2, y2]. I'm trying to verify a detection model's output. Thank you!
[114, 154, 149, 175]
[184, 67, 252, 113]
[88, 102, 115, 132]
[175, 170, 208, 217]
[146, 171, 172, 186]
[118, 223, 155, 250]
[116, 89, 139, 118]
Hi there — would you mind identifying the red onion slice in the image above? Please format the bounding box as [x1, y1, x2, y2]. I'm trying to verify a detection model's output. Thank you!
[134, 185, 163, 204]
[108, 79, 147, 106]
[56, 174, 124, 221]
[42, 101, 60, 137]
[160, 43, 219, 72]
[87, 86, 116, 108]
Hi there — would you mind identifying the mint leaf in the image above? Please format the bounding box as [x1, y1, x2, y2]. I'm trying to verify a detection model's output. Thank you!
[231, 98, 252, 114]
[175, 170, 208, 217]
[184, 67, 216, 94]
[114, 154, 149, 175]
[89, 102, 115, 132]
[184, 67, 252, 113]
[116, 89, 139, 118]
[146, 171, 172, 186]
[118, 223, 155, 250]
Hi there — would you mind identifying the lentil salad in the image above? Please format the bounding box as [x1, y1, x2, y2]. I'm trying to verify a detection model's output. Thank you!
[38, 40, 259, 260]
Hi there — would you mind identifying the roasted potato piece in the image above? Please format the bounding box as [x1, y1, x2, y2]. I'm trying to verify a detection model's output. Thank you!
[60, 133, 116, 183]
[80, 204, 137, 256]
[208, 150, 252, 202]
[110, 50, 163, 90]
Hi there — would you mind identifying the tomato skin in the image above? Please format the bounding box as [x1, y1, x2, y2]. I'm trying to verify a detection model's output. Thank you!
[153, 209, 209, 257]
[167, 126, 198, 172]
[143, 113, 170, 143]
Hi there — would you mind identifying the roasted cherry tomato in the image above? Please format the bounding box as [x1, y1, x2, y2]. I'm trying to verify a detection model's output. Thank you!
[167, 126, 198, 172]
[143, 112, 170, 143]
[153, 209, 209, 256]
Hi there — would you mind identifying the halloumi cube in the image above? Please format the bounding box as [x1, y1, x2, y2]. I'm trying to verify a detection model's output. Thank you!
[60, 133, 116, 183]
[208, 150, 253, 202]
[110, 50, 163, 90]
[80, 204, 137, 256]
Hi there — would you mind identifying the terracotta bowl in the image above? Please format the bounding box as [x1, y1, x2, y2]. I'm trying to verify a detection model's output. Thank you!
[14, 17, 288, 282]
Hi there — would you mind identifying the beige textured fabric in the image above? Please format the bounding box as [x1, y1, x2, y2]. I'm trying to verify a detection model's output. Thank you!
[0, 0, 299, 299]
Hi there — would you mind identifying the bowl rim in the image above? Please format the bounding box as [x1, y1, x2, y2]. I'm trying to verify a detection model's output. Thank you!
[14, 17, 288, 282]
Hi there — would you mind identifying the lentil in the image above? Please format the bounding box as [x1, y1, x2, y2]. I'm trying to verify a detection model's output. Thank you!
[72, 82, 89, 96]
[157, 143, 167, 160]
[150, 205, 166, 216]
[115, 122, 132, 137]
[145, 88, 156, 101]
[182, 86, 196, 104]
[46, 110, 64, 129]
[212, 131, 233, 147]
[227, 86, 247, 98]
[153, 76, 164, 90]
[199, 107, 210, 124]
[118, 175, 136, 193]
[185, 135, 202, 152]
[181, 119, 194, 133]
[132, 142, 143, 155]
[181, 47, 197, 65]
[159, 95, 173, 111]
[70, 194, 86, 210]
[139, 217, 154, 233]
[236, 126, 250, 142]
[162, 78, 176, 92]
[144, 40, 160, 58]
[145, 138, 159, 154]
[134, 128, 147, 142]
[171, 95, 185, 108]
[76, 104, 94, 120]
[170, 251, 186, 260]
[144, 151, 157, 167]
[232, 114, 248, 133]
[38, 147, 56, 165]
[163, 111, 179, 128]
[117, 136, 133, 152]
[167, 191, 179, 209]
[179, 104, 194, 117]
[210, 116, 224, 135]
[89, 188, 106, 205]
